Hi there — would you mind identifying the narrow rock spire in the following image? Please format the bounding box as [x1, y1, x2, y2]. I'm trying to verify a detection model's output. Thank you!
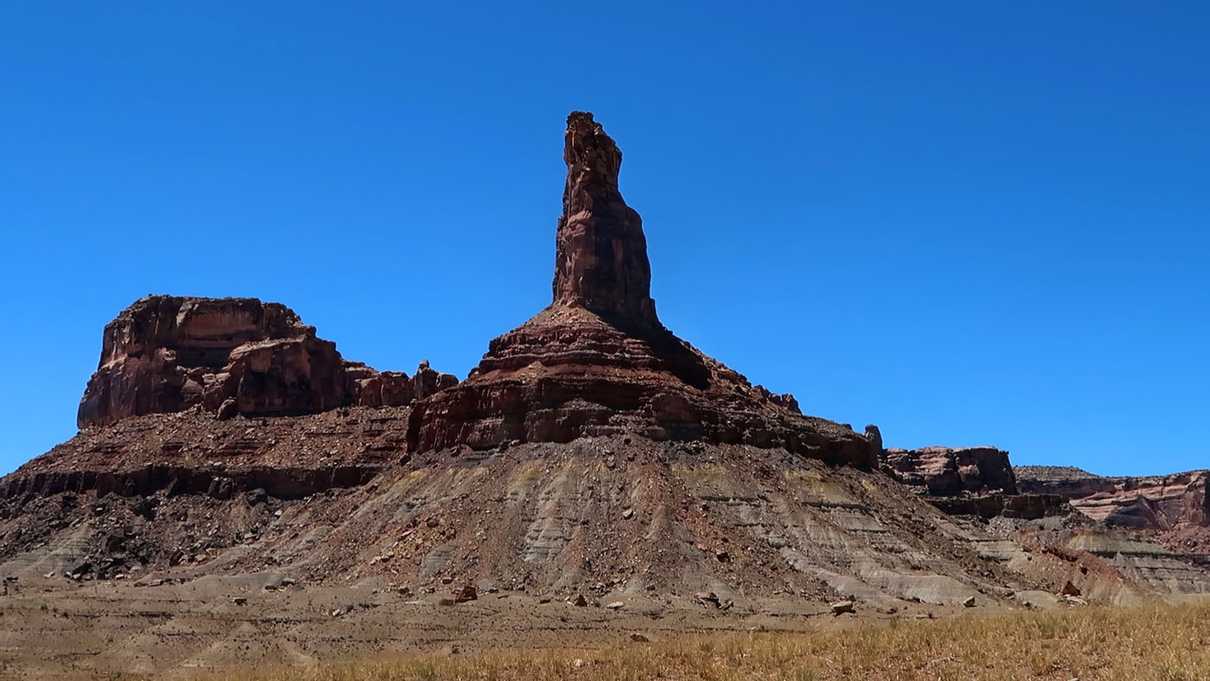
[552, 112, 659, 326]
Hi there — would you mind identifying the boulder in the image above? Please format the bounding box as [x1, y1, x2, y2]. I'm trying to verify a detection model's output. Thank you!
[830, 600, 855, 616]
[453, 584, 478, 603]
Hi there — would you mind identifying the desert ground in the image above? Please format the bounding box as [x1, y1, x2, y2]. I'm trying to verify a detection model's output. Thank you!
[2, 577, 1205, 680]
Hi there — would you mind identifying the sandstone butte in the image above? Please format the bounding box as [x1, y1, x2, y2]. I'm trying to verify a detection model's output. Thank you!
[73, 110, 876, 469]
[1, 112, 1208, 623]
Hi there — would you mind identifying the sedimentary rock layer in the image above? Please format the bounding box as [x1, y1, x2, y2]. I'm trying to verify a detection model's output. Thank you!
[883, 446, 1018, 496]
[78, 296, 456, 427]
[1018, 467, 1209, 529]
[881, 447, 1075, 520]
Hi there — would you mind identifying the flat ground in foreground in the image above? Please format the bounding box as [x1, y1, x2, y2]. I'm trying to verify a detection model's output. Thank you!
[3, 575, 1207, 679]
[200, 601, 1210, 681]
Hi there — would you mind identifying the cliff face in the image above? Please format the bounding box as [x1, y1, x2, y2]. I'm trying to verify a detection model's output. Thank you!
[78, 296, 456, 427]
[880, 447, 1076, 520]
[1017, 467, 1209, 529]
[883, 446, 1018, 496]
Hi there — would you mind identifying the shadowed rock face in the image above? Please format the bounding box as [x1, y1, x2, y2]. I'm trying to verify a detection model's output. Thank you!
[407, 113, 876, 467]
[77, 297, 341, 427]
[78, 296, 456, 427]
[553, 112, 658, 327]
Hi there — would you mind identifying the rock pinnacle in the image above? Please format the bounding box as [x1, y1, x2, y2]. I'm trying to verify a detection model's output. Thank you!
[552, 112, 658, 327]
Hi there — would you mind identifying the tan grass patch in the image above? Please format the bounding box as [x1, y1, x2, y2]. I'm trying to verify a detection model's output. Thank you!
[191, 601, 1210, 681]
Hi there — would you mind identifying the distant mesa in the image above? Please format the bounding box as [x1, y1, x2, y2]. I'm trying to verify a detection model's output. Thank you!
[1017, 466, 1209, 530]
[881, 445, 1071, 520]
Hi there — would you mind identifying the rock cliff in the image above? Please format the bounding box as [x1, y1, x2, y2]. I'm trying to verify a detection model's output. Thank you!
[1017, 467, 1209, 530]
[883, 446, 1018, 496]
[77, 296, 456, 427]
[882, 446, 1074, 520]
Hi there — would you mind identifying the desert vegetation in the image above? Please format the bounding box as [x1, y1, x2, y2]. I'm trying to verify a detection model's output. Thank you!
[195, 601, 1210, 681]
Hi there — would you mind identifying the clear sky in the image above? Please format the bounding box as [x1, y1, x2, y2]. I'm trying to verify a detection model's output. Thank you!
[1, 2, 1206, 476]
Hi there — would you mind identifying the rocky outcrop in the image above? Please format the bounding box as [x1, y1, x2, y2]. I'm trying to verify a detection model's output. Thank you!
[553, 112, 658, 327]
[75, 114, 871, 468]
[1017, 467, 1209, 529]
[864, 425, 884, 456]
[344, 363, 415, 408]
[883, 446, 1018, 496]
[411, 360, 459, 400]
[78, 297, 455, 427]
[406, 113, 875, 467]
[929, 492, 1071, 520]
[882, 447, 1075, 520]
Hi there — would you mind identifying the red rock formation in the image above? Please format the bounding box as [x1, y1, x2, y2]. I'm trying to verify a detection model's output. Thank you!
[883, 446, 1018, 496]
[407, 113, 875, 467]
[74, 113, 871, 467]
[1017, 467, 1209, 529]
[553, 112, 658, 327]
[881, 447, 1077, 520]
[78, 296, 454, 426]
[412, 360, 459, 400]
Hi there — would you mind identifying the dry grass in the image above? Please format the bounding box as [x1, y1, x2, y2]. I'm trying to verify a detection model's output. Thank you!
[199, 601, 1210, 681]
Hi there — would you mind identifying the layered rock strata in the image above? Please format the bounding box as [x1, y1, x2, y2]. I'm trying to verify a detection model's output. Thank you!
[406, 112, 875, 467]
[883, 447, 1071, 520]
[883, 446, 1018, 496]
[1018, 467, 1209, 529]
[3, 407, 407, 500]
[77, 296, 456, 427]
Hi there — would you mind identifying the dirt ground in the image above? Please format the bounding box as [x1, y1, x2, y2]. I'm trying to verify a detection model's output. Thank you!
[0, 573, 999, 680]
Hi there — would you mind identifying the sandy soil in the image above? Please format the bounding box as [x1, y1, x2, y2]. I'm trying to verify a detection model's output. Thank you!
[0, 573, 985, 680]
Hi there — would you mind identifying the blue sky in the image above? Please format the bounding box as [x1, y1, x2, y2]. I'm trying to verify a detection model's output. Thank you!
[1, 2, 1206, 476]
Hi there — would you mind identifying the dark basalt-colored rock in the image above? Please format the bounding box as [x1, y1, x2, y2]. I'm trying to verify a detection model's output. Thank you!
[407, 113, 876, 467]
[78, 297, 455, 427]
[77, 296, 312, 427]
